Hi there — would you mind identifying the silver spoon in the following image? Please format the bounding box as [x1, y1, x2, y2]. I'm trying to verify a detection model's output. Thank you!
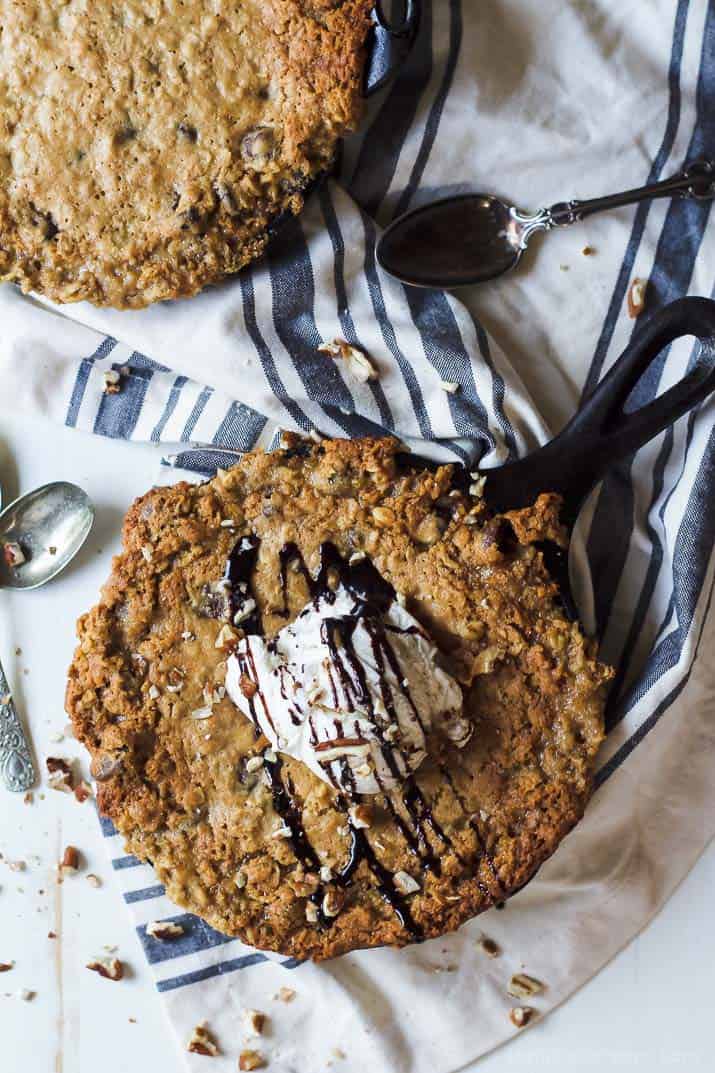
[0, 482, 95, 791]
[377, 159, 715, 288]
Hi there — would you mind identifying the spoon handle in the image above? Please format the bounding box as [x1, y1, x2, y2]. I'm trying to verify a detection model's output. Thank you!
[513, 160, 715, 244]
[0, 656, 35, 792]
[547, 159, 715, 226]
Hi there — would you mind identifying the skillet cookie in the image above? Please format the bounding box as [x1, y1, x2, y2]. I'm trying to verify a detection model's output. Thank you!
[0, 0, 373, 308]
[66, 436, 612, 959]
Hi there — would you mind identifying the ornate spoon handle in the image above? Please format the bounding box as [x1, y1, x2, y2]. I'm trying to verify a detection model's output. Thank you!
[0, 656, 35, 792]
[512, 159, 715, 245]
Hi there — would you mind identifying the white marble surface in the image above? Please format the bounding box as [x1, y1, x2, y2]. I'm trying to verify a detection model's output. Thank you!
[0, 413, 713, 1073]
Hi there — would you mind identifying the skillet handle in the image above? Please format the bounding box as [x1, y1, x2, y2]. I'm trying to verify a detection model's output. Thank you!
[364, 0, 421, 97]
[483, 296, 715, 524]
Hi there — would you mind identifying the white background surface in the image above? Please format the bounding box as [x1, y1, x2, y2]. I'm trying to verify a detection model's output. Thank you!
[0, 412, 713, 1073]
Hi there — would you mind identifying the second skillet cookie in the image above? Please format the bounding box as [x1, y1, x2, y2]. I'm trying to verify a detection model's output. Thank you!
[66, 436, 612, 960]
[0, 0, 374, 309]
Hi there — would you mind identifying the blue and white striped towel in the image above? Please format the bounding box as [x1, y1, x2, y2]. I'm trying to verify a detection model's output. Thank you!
[1, 2, 714, 1070]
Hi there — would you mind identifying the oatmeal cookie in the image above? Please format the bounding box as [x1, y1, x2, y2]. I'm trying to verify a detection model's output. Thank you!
[0, 0, 373, 308]
[66, 436, 612, 960]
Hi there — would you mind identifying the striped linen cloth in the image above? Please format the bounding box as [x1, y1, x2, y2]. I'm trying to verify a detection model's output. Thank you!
[1, 1, 714, 1070]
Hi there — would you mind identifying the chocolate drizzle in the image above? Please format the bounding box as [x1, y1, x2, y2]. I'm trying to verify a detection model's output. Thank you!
[262, 753, 329, 926]
[240, 643, 277, 739]
[276, 665, 303, 726]
[263, 753, 322, 872]
[224, 534, 262, 634]
[278, 540, 394, 615]
[321, 618, 363, 713]
[365, 617, 428, 735]
[223, 535, 266, 737]
[225, 536, 459, 939]
[439, 764, 504, 898]
[261, 752, 422, 938]
[337, 820, 423, 940]
[403, 780, 453, 875]
[275, 541, 428, 793]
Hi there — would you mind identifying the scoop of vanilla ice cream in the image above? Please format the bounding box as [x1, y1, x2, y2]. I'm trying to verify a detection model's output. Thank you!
[225, 587, 469, 796]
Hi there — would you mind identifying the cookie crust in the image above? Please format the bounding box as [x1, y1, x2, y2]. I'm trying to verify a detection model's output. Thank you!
[66, 437, 612, 959]
[0, 0, 373, 308]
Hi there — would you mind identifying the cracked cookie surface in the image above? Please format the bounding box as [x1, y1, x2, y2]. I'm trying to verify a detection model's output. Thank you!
[0, 0, 372, 308]
[66, 437, 612, 959]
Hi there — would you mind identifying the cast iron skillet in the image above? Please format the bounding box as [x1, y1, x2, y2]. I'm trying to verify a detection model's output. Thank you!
[401, 296, 715, 611]
[364, 0, 421, 96]
[479, 296, 715, 524]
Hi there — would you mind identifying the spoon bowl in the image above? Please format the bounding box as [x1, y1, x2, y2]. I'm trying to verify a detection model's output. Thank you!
[378, 193, 522, 288]
[0, 481, 95, 591]
[0, 480, 94, 791]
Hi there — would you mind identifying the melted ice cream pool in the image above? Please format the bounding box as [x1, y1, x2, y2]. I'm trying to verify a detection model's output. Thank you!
[225, 585, 470, 797]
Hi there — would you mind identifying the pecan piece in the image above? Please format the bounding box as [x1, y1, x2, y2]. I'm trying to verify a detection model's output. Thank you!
[90, 754, 122, 782]
[59, 845, 80, 877]
[509, 1005, 535, 1029]
[393, 870, 420, 895]
[74, 780, 92, 803]
[507, 972, 544, 999]
[321, 888, 345, 919]
[314, 737, 369, 752]
[240, 674, 258, 699]
[86, 957, 124, 981]
[627, 277, 647, 318]
[348, 803, 372, 829]
[239, 1051, 266, 1071]
[476, 935, 501, 958]
[187, 1022, 220, 1056]
[146, 920, 184, 941]
[46, 756, 74, 792]
[2, 541, 26, 567]
[241, 1008, 267, 1036]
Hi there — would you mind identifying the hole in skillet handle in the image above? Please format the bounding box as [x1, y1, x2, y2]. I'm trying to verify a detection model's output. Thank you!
[476, 297, 715, 617]
[396, 298, 715, 620]
[364, 0, 422, 97]
[476, 297, 715, 529]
